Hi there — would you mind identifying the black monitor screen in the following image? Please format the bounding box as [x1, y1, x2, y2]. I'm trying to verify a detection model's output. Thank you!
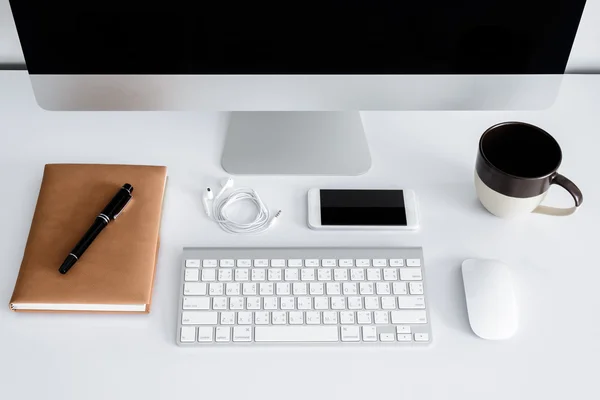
[10, 1, 587, 74]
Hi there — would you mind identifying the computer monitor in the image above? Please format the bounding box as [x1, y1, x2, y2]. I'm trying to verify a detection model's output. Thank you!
[10, 1, 587, 175]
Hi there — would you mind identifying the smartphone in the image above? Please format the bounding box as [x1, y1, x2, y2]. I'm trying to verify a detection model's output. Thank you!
[307, 188, 420, 230]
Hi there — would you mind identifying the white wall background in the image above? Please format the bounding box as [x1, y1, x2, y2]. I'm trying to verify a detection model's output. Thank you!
[1, 0, 600, 72]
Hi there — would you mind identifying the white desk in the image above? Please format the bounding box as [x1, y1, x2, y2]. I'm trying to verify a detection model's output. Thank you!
[1, 71, 599, 400]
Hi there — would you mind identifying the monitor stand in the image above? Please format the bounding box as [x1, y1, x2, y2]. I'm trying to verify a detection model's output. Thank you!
[221, 112, 371, 175]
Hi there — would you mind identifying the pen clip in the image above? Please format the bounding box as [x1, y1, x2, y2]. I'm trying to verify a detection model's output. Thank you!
[113, 196, 132, 220]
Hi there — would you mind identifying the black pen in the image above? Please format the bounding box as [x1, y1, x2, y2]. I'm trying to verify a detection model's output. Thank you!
[59, 183, 134, 274]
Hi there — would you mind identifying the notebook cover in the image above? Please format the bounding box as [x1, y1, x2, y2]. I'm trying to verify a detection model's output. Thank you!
[9, 164, 167, 313]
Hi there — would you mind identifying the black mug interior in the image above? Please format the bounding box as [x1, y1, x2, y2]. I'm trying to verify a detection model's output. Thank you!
[480, 123, 562, 178]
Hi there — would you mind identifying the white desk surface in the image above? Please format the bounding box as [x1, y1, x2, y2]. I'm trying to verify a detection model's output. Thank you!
[1, 71, 599, 400]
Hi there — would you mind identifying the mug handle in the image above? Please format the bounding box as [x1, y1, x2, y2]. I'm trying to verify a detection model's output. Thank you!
[533, 173, 583, 216]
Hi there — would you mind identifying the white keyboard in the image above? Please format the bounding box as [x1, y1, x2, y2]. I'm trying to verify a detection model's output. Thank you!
[177, 248, 431, 346]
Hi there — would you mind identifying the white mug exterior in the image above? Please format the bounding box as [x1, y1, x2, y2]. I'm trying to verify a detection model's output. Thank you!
[475, 172, 547, 218]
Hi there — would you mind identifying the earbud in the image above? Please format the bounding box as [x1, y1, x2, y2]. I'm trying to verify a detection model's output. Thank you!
[202, 187, 213, 217]
[216, 177, 234, 199]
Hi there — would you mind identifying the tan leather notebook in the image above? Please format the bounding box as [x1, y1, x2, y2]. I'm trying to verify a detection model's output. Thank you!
[9, 164, 167, 313]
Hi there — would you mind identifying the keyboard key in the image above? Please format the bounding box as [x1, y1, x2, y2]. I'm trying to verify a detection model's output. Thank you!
[407, 259, 421, 267]
[357, 311, 372, 324]
[255, 311, 270, 325]
[268, 269, 282, 281]
[305, 259, 319, 267]
[331, 297, 346, 310]
[255, 326, 339, 342]
[397, 333, 412, 342]
[254, 259, 269, 267]
[237, 312, 253, 325]
[271, 259, 286, 267]
[318, 268, 332, 281]
[293, 282, 307, 295]
[367, 269, 381, 281]
[289, 311, 304, 324]
[380, 333, 395, 342]
[400, 268, 423, 281]
[229, 297, 244, 310]
[288, 259, 303, 267]
[322, 259, 337, 267]
[326, 282, 341, 295]
[397, 326, 411, 334]
[215, 327, 231, 342]
[306, 311, 321, 325]
[373, 259, 387, 267]
[212, 297, 227, 310]
[314, 297, 329, 310]
[376, 282, 391, 295]
[281, 297, 295, 310]
[356, 259, 370, 267]
[272, 311, 287, 324]
[415, 333, 430, 342]
[360, 282, 374, 295]
[246, 297, 261, 310]
[263, 297, 278, 310]
[183, 297, 210, 310]
[390, 259, 404, 267]
[276, 282, 291, 295]
[374, 311, 389, 324]
[226, 283, 240, 295]
[233, 326, 253, 342]
[237, 259, 251, 267]
[391, 310, 428, 324]
[383, 268, 398, 281]
[409, 282, 424, 295]
[185, 259, 200, 268]
[334, 269, 348, 281]
[341, 326, 360, 342]
[260, 283, 274, 295]
[340, 311, 355, 324]
[301, 269, 315, 281]
[235, 269, 249, 281]
[182, 311, 218, 325]
[202, 259, 217, 267]
[184, 282, 207, 295]
[209, 283, 224, 296]
[381, 296, 397, 309]
[365, 297, 379, 310]
[348, 297, 362, 310]
[201, 269, 216, 282]
[397, 295, 425, 309]
[243, 283, 257, 295]
[362, 326, 377, 341]
[220, 259, 234, 267]
[350, 269, 365, 281]
[285, 269, 299, 281]
[310, 283, 324, 295]
[197, 327, 213, 342]
[298, 297, 312, 310]
[393, 282, 408, 295]
[180, 326, 196, 342]
[218, 269, 232, 281]
[339, 259, 354, 267]
[252, 269, 266, 281]
[323, 311, 338, 324]
[343, 282, 358, 295]
[220, 312, 235, 325]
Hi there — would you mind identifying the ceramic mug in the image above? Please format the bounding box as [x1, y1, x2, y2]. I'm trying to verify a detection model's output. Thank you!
[475, 122, 583, 218]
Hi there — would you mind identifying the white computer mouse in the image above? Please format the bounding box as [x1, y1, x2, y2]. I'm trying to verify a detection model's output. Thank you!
[461, 259, 518, 340]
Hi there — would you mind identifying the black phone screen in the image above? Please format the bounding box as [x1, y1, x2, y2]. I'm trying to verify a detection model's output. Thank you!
[320, 190, 407, 226]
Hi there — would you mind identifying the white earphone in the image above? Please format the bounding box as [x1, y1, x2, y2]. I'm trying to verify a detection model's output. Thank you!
[202, 187, 213, 217]
[203, 177, 281, 235]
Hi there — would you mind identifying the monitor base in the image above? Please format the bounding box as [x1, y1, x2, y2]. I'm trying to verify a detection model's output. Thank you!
[222, 112, 371, 175]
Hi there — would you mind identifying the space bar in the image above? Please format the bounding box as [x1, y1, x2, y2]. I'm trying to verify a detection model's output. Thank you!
[255, 326, 339, 342]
